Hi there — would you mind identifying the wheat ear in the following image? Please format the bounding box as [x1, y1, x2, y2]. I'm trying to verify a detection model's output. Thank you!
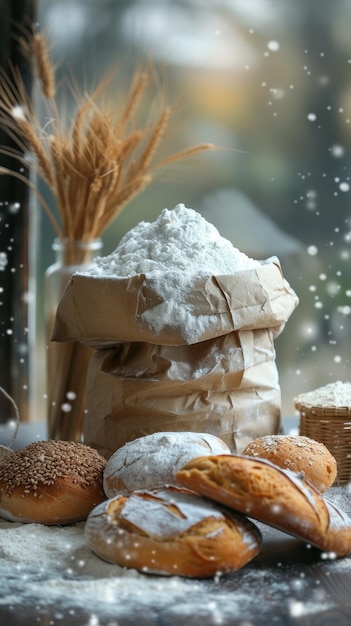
[31, 33, 56, 100]
[156, 143, 215, 169]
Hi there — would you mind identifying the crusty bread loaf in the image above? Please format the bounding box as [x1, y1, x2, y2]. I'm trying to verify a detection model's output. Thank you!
[85, 486, 261, 578]
[0, 440, 106, 524]
[176, 455, 351, 557]
[103, 431, 230, 497]
[242, 434, 337, 492]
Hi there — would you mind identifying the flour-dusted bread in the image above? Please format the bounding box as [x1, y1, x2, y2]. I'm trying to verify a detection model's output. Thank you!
[176, 455, 351, 557]
[85, 485, 261, 578]
[103, 431, 230, 497]
[242, 435, 337, 492]
[0, 440, 106, 525]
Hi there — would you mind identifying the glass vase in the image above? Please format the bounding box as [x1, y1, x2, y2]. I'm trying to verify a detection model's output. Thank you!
[45, 238, 102, 441]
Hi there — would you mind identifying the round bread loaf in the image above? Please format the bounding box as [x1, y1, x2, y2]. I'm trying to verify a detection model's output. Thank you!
[0, 440, 107, 524]
[103, 431, 230, 497]
[176, 455, 351, 557]
[85, 485, 261, 578]
[242, 434, 337, 492]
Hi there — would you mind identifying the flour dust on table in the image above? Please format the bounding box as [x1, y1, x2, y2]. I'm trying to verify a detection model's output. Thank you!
[0, 487, 350, 625]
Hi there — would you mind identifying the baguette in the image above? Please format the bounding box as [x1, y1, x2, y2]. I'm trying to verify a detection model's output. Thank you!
[176, 455, 351, 557]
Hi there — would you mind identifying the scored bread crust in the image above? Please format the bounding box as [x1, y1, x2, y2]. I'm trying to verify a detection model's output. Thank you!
[85, 486, 261, 578]
[242, 435, 337, 492]
[176, 455, 351, 557]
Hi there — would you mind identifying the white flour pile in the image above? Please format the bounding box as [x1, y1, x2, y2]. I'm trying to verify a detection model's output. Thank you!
[83, 204, 260, 341]
[89, 204, 259, 278]
[296, 381, 351, 408]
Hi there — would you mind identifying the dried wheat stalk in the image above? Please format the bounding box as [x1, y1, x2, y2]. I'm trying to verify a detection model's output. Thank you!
[0, 31, 216, 441]
[0, 31, 214, 242]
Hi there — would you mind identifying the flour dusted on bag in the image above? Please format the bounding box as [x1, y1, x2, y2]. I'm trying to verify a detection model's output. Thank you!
[53, 202, 299, 458]
[83, 204, 260, 342]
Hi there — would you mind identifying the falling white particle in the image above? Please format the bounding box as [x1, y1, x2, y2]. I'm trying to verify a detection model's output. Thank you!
[320, 551, 337, 560]
[11, 105, 26, 120]
[307, 113, 317, 121]
[8, 202, 21, 214]
[339, 182, 350, 192]
[66, 391, 77, 401]
[270, 503, 282, 515]
[326, 281, 340, 296]
[330, 144, 345, 157]
[307, 245, 318, 256]
[61, 403, 72, 413]
[267, 40, 280, 51]
[0, 252, 8, 269]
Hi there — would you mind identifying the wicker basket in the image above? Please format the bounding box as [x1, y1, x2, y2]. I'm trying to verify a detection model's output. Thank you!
[296, 402, 351, 485]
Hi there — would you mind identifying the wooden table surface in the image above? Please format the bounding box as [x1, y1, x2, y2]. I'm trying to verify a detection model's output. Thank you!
[0, 421, 350, 626]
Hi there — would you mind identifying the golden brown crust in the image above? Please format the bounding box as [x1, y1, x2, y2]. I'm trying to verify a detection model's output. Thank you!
[242, 435, 337, 492]
[85, 486, 261, 578]
[176, 455, 351, 557]
[0, 440, 107, 524]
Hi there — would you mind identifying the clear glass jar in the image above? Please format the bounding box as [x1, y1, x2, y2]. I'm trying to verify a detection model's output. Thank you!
[45, 238, 103, 441]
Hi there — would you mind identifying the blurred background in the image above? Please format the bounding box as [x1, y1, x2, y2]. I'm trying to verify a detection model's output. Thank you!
[2, 0, 351, 423]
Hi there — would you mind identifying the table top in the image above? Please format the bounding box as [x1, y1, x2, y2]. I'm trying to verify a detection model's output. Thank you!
[0, 421, 351, 626]
[1, 490, 351, 626]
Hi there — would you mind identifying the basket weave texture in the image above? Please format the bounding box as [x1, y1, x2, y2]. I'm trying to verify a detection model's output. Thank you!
[296, 402, 351, 485]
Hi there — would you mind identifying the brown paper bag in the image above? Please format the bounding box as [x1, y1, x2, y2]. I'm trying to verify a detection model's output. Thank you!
[52, 259, 298, 458]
